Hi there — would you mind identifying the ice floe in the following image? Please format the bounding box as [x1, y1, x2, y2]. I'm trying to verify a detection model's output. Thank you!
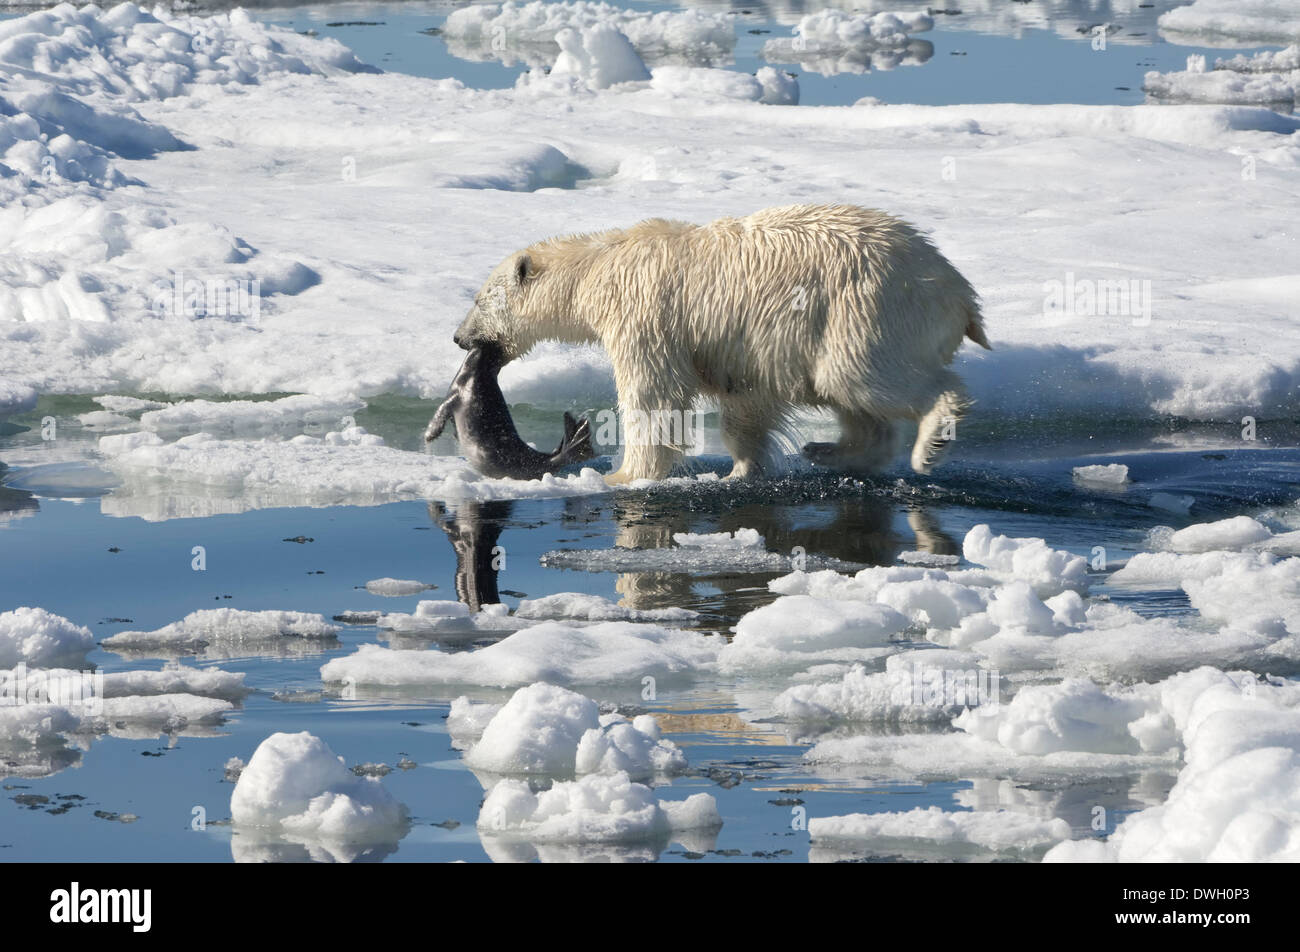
[763, 10, 934, 75]
[363, 578, 435, 597]
[103, 608, 339, 655]
[514, 592, 699, 623]
[96, 425, 611, 516]
[442, 1, 735, 69]
[810, 806, 1070, 854]
[719, 595, 910, 672]
[1158, 0, 1300, 46]
[542, 527, 861, 574]
[322, 620, 725, 690]
[454, 682, 686, 779]
[477, 770, 719, 843]
[230, 732, 410, 857]
[1046, 667, 1300, 861]
[0, 607, 95, 668]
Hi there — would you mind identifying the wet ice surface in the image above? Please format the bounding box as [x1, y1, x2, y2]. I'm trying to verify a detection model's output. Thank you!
[3, 401, 1299, 862]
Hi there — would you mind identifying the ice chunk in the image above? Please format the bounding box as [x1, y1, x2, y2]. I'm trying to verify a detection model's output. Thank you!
[962, 525, 1089, 596]
[515, 592, 699, 623]
[550, 25, 651, 90]
[464, 683, 601, 774]
[1046, 670, 1300, 862]
[477, 770, 719, 842]
[442, 1, 735, 68]
[1166, 516, 1273, 553]
[810, 807, 1070, 852]
[458, 682, 687, 778]
[719, 595, 910, 671]
[376, 600, 525, 636]
[230, 732, 409, 842]
[1108, 549, 1277, 586]
[1072, 463, 1130, 486]
[322, 621, 725, 689]
[1158, 0, 1300, 45]
[772, 651, 998, 727]
[0, 608, 95, 669]
[364, 578, 435, 597]
[104, 609, 339, 652]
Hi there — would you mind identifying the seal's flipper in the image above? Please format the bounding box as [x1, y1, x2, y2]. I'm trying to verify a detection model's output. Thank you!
[424, 394, 458, 443]
[552, 411, 595, 466]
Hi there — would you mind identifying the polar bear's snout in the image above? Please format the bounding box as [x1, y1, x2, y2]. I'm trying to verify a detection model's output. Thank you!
[453, 308, 485, 350]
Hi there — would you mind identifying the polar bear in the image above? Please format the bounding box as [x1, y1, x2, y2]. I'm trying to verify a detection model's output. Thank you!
[453, 203, 990, 484]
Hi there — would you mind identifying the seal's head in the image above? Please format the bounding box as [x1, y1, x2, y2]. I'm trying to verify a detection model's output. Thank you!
[461, 339, 508, 377]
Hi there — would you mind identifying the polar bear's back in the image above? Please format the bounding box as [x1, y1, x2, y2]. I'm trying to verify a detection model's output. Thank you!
[573, 203, 983, 408]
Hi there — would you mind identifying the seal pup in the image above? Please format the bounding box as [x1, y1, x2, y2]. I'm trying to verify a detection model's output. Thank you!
[424, 341, 595, 479]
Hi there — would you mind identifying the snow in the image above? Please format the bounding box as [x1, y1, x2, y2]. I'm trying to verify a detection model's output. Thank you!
[103, 608, 339, 653]
[514, 592, 699, 623]
[1144, 66, 1297, 106]
[456, 682, 686, 778]
[550, 25, 651, 90]
[96, 425, 612, 517]
[0, 607, 95, 668]
[1166, 515, 1273, 553]
[363, 578, 434, 597]
[575, 711, 688, 778]
[0, 4, 1295, 443]
[1159, 0, 1300, 46]
[462, 682, 600, 774]
[321, 620, 725, 689]
[230, 731, 409, 843]
[1108, 549, 1279, 586]
[962, 524, 1090, 596]
[137, 394, 363, 436]
[98, 693, 233, 727]
[477, 770, 719, 842]
[772, 650, 996, 727]
[1, 661, 248, 702]
[719, 595, 910, 671]
[810, 806, 1070, 853]
[0, 379, 37, 418]
[650, 65, 798, 105]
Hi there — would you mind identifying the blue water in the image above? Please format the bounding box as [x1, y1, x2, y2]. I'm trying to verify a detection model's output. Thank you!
[3, 391, 1298, 860]
[250, 0, 1285, 107]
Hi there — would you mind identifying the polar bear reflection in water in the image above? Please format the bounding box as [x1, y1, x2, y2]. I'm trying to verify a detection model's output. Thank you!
[428, 494, 957, 617]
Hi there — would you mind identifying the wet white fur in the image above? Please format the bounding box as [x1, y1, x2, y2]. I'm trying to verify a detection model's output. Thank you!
[455, 203, 990, 483]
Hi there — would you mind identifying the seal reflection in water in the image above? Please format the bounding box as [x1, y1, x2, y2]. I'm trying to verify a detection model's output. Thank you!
[424, 341, 595, 479]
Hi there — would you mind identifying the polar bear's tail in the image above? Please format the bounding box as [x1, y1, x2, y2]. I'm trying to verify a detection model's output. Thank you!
[911, 382, 972, 475]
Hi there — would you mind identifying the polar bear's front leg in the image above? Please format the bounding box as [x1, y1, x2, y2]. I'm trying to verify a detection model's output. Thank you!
[719, 398, 773, 480]
[603, 357, 691, 484]
[605, 416, 685, 484]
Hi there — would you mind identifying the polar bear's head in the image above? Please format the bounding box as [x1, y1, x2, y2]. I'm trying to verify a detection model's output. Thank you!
[455, 240, 602, 360]
[454, 251, 542, 361]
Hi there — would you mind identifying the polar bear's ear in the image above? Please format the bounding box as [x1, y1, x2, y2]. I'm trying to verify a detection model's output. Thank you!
[514, 254, 533, 286]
